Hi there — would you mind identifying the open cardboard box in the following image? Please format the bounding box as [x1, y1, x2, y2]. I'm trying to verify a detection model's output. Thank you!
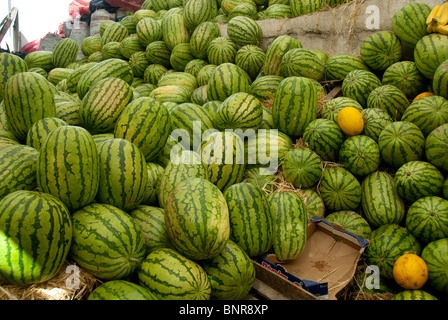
[252, 217, 369, 300]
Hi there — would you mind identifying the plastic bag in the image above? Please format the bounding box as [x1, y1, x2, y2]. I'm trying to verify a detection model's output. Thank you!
[69, 0, 92, 18]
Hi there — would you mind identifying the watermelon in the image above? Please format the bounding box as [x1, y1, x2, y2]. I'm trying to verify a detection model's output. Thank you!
[136, 18, 162, 47]
[201, 131, 246, 191]
[272, 76, 318, 138]
[200, 239, 256, 300]
[26, 117, 68, 151]
[378, 121, 425, 169]
[318, 167, 362, 212]
[391, 290, 438, 300]
[265, 4, 292, 19]
[268, 191, 308, 262]
[120, 14, 138, 34]
[119, 35, 145, 59]
[443, 178, 448, 200]
[360, 107, 394, 142]
[114, 97, 171, 162]
[263, 35, 302, 76]
[406, 196, 448, 244]
[0, 53, 28, 102]
[302, 118, 345, 162]
[4, 72, 56, 142]
[190, 21, 221, 60]
[433, 60, 448, 99]
[144, 63, 168, 85]
[146, 41, 172, 68]
[101, 21, 129, 47]
[394, 161, 445, 204]
[215, 92, 263, 131]
[129, 205, 172, 254]
[338, 135, 381, 177]
[235, 45, 266, 81]
[129, 51, 151, 78]
[197, 64, 218, 86]
[360, 31, 402, 71]
[52, 38, 79, 68]
[421, 238, 448, 295]
[36, 126, 99, 212]
[290, 0, 324, 17]
[360, 171, 406, 228]
[365, 224, 421, 279]
[47, 67, 74, 86]
[55, 100, 82, 126]
[249, 75, 284, 102]
[88, 280, 157, 300]
[425, 123, 448, 172]
[184, 59, 208, 77]
[414, 33, 448, 79]
[223, 182, 273, 257]
[221, 0, 257, 15]
[170, 43, 195, 72]
[207, 37, 239, 65]
[164, 177, 230, 260]
[342, 69, 382, 107]
[23, 51, 53, 72]
[206, 63, 251, 102]
[65, 62, 97, 93]
[281, 48, 325, 81]
[227, 16, 262, 47]
[140, 162, 164, 206]
[228, 3, 258, 20]
[401, 95, 448, 137]
[70, 203, 146, 280]
[183, 0, 218, 30]
[324, 210, 371, 239]
[367, 85, 409, 121]
[158, 72, 198, 94]
[101, 42, 125, 60]
[320, 97, 363, 123]
[282, 147, 323, 189]
[382, 61, 426, 100]
[324, 53, 369, 81]
[0, 190, 72, 286]
[161, 13, 190, 51]
[391, 2, 431, 48]
[138, 247, 211, 300]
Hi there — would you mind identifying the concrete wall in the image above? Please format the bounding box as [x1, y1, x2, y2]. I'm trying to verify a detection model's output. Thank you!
[218, 0, 439, 57]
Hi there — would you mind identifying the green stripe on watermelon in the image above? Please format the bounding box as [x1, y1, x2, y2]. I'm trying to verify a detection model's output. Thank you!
[88, 280, 157, 300]
[421, 238, 448, 295]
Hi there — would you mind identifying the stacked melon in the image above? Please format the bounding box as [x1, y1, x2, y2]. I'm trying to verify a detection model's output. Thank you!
[0, 0, 448, 302]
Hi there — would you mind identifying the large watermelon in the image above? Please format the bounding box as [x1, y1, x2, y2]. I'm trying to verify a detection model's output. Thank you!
[391, 2, 431, 48]
[227, 16, 263, 47]
[382, 61, 426, 100]
[342, 69, 382, 107]
[360, 31, 402, 71]
[290, 0, 324, 17]
[52, 38, 79, 68]
[0, 52, 28, 101]
[421, 238, 448, 295]
[282, 147, 323, 189]
[338, 135, 381, 177]
[425, 123, 448, 172]
[263, 35, 302, 76]
[433, 60, 448, 99]
[367, 85, 410, 121]
[190, 21, 221, 60]
[281, 48, 325, 81]
[414, 33, 448, 79]
[206, 62, 251, 102]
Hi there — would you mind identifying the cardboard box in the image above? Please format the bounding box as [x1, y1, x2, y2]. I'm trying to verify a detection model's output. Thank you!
[253, 217, 369, 300]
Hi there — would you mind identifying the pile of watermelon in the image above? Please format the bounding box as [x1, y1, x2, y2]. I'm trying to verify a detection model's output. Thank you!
[0, 0, 448, 301]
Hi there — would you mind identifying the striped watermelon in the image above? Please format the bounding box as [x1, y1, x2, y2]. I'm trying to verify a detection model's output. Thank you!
[96, 138, 148, 211]
[119, 35, 145, 60]
[158, 71, 198, 94]
[65, 62, 97, 94]
[158, 151, 208, 208]
[318, 167, 362, 212]
[221, 0, 257, 15]
[342, 69, 382, 107]
[114, 97, 171, 162]
[324, 53, 369, 81]
[320, 97, 363, 123]
[265, 4, 292, 19]
[70, 203, 146, 280]
[421, 238, 448, 295]
[391, 2, 431, 48]
[190, 21, 221, 60]
[325, 210, 371, 239]
[227, 16, 262, 47]
[395, 160, 445, 203]
[235, 45, 266, 81]
[361, 171, 406, 228]
[360, 108, 393, 142]
[101, 42, 125, 60]
[197, 65, 217, 87]
[302, 118, 345, 162]
[183, 0, 218, 30]
[26, 117, 68, 151]
[4, 72, 56, 142]
[24, 51, 53, 72]
[134, 9, 157, 21]
[263, 35, 302, 76]
[433, 60, 448, 99]
[281, 48, 325, 81]
[249, 75, 284, 102]
[223, 182, 273, 257]
[88, 280, 157, 300]
[392, 290, 438, 300]
[140, 162, 164, 206]
[338, 135, 381, 177]
[146, 41, 172, 68]
[129, 205, 172, 254]
[201, 131, 246, 191]
[268, 191, 308, 262]
[414, 33, 448, 79]
[36, 126, 99, 212]
[0, 144, 39, 200]
[206, 63, 251, 102]
[207, 37, 239, 65]
[406, 196, 448, 244]
[282, 147, 323, 189]
[365, 224, 421, 279]
[120, 14, 138, 34]
[150, 85, 192, 104]
[0, 53, 28, 102]
[425, 123, 448, 172]
[165, 177, 230, 260]
[298, 188, 325, 219]
[170, 43, 195, 72]
[382, 61, 426, 100]
[360, 31, 402, 71]
[101, 21, 129, 47]
[47, 67, 74, 86]
[272, 76, 318, 138]
[79, 77, 133, 134]
[138, 247, 211, 300]
[28, 67, 47, 78]
[184, 59, 208, 77]
[87, 51, 103, 63]
[190, 85, 208, 105]
[200, 239, 256, 300]
[367, 84, 409, 121]
[52, 38, 79, 68]
[290, 0, 324, 17]
[77, 58, 134, 99]
[378, 121, 425, 169]
[129, 51, 150, 78]
[144, 63, 168, 85]
[244, 167, 277, 193]
[161, 13, 190, 51]
[55, 100, 82, 126]
[228, 3, 258, 20]
[401, 95, 448, 137]
[215, 92, 263, 131]
[0, 190, 72, 286]
[136, 18, 162, 47]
